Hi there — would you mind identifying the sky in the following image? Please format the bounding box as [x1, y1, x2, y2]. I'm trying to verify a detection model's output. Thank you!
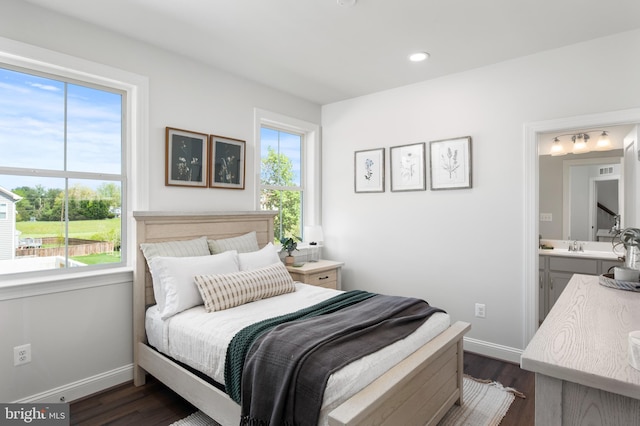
[0, 66, 122, 193]
[260, 127, 301, 186]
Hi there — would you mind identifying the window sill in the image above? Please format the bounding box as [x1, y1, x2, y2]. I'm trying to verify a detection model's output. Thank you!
[0, 267, 134, 301]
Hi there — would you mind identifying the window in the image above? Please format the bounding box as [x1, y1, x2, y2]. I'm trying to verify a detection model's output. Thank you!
[0, 65, 125, 276]
[256, 109, 321, 243]
[0, 203, 6, 220]
[260, 127, 303, 240]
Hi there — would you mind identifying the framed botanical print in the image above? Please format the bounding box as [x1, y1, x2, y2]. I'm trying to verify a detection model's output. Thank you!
[165, 127, 208, 187]
[390, 142, 426, 192]
[210, 135, 246, 189]
[354, 148, 385, 193]
[429, 136, 472, 190]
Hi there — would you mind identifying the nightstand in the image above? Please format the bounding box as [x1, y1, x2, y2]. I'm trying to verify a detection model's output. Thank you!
[286, 259, 344, 290]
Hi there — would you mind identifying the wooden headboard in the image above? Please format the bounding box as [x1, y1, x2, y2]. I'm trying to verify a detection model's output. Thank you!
[132, 210, 277, 372]
[134, 211, 276, 306]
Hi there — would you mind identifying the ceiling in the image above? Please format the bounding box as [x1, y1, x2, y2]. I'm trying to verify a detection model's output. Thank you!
[22, 0, 640, 105]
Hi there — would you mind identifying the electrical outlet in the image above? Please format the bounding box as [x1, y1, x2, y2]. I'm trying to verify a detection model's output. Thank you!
[475, 303, 486, 318]
[540, 213, 553, 222]
[14, 344, 31, 366]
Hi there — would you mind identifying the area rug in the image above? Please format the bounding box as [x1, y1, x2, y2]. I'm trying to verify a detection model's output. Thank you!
[170, 375, 524, 426]
[437, 375, 525, 426]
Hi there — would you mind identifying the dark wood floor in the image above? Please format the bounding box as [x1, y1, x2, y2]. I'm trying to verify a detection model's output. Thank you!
[70, 352, 534, 425]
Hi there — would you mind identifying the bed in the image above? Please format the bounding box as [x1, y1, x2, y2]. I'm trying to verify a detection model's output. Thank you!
[133, 211, 470, 426]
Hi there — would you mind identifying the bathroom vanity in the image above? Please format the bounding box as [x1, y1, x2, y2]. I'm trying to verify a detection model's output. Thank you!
[522, 274, 640, 425]
[538, 248, 623, 322]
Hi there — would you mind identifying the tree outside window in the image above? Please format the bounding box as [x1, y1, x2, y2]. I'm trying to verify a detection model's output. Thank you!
[260, 127, 302, 241]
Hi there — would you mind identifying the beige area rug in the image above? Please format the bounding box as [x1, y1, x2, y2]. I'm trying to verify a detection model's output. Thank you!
[437, 375, 525, 426]
[170, 375, 524, 426]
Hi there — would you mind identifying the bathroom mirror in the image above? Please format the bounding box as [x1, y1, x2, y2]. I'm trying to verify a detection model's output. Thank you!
[564, 156, 621, 241]
[539, 124, 636, 242]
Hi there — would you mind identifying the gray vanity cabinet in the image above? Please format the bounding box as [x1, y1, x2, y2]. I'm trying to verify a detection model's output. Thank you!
[538, 254, 622, 323]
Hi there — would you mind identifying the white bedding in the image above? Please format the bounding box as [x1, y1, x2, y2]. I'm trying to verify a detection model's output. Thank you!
[146, 282, 450, 424]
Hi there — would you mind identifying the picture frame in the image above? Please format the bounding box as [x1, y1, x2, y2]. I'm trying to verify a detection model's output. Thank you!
[429, 136, 472, 190]
[209, 135, 246, 189]
[165, 127, 208, 187]
[390, 142, 426, 192]
[354, 148, 385, 193]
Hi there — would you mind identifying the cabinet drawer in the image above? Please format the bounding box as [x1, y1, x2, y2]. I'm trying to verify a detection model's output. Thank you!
[306, 269, 337, 287]
[549, 257, 597, 274]
[289, 269, 338, 289]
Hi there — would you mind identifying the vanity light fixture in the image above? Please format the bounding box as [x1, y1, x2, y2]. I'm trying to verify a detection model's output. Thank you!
[409, 52, 430, 62]
[549, 129, 612, 155]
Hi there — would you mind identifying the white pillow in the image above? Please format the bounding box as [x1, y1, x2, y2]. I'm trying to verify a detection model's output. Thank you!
[238, 242, 281, 271]
[149, 250, 239, 319]
[208, 231, 259, 254]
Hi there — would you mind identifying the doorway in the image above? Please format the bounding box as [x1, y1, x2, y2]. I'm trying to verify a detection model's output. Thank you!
[523, 108, 640, 345]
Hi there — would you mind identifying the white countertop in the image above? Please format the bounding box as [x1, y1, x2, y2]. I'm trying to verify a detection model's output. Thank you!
[538, 248, 621, 260]
[521, 274, 640, 399]
[539, 239, 623, 260]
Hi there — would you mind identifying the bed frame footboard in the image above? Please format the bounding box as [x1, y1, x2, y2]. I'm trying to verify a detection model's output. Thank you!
[328, 321, 470, 426]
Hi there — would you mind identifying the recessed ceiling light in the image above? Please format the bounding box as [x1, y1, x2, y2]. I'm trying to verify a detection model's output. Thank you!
[409, 52, 430, 62]
[337, 0, 357, 7]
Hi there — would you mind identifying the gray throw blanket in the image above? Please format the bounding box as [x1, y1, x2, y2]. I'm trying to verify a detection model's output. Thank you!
[240, 294, 445, 426]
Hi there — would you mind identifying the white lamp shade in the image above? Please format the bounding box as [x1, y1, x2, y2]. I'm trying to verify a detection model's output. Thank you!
[550, 139, 565, 156]
[304, 225, 324, 243]
[596, 132, 611, 149]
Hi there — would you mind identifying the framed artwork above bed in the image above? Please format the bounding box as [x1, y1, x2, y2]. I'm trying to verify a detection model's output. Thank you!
[165, 127, 209, 188]
[210, 135, 246, 190]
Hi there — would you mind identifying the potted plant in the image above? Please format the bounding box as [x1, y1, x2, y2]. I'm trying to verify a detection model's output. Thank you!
[280, 236, 299, 265]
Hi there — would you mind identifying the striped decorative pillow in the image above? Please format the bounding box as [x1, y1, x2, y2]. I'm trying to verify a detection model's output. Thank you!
[194, 262, 295, 312]
[140, 236, 211, 262]
[208, 231, 259, 254]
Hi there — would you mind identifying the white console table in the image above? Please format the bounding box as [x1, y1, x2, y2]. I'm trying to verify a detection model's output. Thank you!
[521, 274, 640, 425]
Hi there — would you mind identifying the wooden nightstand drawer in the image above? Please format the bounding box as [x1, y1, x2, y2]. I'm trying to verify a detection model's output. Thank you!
[286, 259, 344, 290]
[306, 269, 337, 288]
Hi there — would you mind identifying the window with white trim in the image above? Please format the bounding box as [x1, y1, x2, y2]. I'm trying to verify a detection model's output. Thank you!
[260, 126, 303, 240]
[0, 65, 125, 276]
[0, 203, 7, 220]
[256, 109, 321, 243]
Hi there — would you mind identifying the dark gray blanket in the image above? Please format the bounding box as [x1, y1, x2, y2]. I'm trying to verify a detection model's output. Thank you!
[239, 294, 445, 426]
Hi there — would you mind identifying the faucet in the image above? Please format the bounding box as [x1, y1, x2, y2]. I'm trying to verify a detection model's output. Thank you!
[568, 240, 583, 252]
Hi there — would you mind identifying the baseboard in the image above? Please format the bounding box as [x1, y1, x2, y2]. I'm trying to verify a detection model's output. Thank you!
[463, 337, 523, 364]
[13, 364, 133, 404]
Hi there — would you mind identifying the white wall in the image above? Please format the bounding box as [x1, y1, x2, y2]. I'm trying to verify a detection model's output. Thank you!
[0, 0, 320, 402]
[321, 29, 640, 361]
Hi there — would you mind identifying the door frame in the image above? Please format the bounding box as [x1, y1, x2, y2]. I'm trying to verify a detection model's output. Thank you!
[523, 107, 640, 345]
